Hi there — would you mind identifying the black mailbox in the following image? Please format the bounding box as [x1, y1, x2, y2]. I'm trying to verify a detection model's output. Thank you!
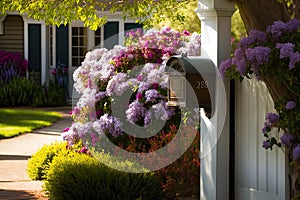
[166, 55, 215, 113]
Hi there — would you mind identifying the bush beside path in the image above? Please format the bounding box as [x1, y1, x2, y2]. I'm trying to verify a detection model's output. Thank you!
[0, 106, 72, 200]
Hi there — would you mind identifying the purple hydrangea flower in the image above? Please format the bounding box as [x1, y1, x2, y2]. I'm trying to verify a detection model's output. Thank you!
[238, 30, 267, 50]
[219, 59, 232, 79]
[276, 43, 295, 59]
[261, 122, 270, 134]
[126, 100, 146, 124]
[293, 144, 300, 160]
[144, 110, 152, 126]
[145, 89, 160, 103]
[286, 18, 300, 32]
[266, 113, 280, 125]
[93, 114, 122, 137]
[262, 141, 271, 149]
[285, 101, 296, 110]
[245, 46, 271, 66]
[232, 48, 247, 75]
[248, 30, 267, 45]
[289, 52, 300, 70]
[280, 133, 294, 146]
[266, 20, 287, 38]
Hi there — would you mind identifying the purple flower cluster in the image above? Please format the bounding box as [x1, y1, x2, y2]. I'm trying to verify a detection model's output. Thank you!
[285, 101, 296, 110]
[262, 141, 271, 149]
[219, 18, 300, 79]
[293, 145, 300, 160]
[267, 18, 300, 39]
[145, 89, 161, 103]
[93, 114, 123, 137]
[0, 50, 28, 83]
[280, 133, 294, 146]
[276, 43, 300, 69]
[219, 59, 232, 79]
[126, 100, 147, 124]
[245, 46, 271, 74]
[260, 99, 300, 157]
[238, 30, 267, 49]
[266, 113, 280, 125]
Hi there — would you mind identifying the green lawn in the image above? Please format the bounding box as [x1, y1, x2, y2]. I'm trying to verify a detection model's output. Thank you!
[0, 108, 62, 139]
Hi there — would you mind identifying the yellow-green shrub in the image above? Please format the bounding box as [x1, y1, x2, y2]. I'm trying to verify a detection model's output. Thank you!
[44, 152, 164, 200]
[27, 141, 68, 180]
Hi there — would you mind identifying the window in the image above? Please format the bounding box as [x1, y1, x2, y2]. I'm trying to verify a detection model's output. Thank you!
[72, 27, 87, 67]
[124, 23, 143, 33]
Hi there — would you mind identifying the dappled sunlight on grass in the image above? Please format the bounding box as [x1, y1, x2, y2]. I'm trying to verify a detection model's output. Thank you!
[0, 108, 62, 139]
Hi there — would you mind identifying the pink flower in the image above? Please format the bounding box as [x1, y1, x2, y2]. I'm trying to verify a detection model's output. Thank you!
[183, 30, 191, 36]
[51, 69, 57, 75]
[63, 127, 70, 132]
[137, 75, 143, 81]
[136, 93, 143, 100]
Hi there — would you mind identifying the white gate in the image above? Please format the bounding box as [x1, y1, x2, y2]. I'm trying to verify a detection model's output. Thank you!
[235, 79, 287, 199]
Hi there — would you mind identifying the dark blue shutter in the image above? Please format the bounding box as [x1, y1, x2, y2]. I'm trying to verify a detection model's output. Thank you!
[28, 24, 41, 83]
[56, 25, 69, 67]
[104, 22, 119, 49]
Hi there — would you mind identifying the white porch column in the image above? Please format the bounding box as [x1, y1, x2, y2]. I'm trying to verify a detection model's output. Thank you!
[196, 1, 235, 200]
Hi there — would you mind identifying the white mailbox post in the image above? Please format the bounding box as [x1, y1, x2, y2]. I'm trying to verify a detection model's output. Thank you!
[196, 1, 235, 200]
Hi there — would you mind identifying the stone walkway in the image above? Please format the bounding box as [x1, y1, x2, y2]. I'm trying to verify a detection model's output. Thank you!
[0, 106, 72, 200]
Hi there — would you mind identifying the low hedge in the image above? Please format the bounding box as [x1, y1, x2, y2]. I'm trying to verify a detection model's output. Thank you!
[27, 141, 69, 180]
[44, 152, 164, 200]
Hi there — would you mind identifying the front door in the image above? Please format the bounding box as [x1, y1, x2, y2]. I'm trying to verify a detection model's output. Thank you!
[235, 79, 287, 200]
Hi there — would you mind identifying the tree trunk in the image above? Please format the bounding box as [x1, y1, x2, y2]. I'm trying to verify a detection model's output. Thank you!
[230, 0, 291, 32]
[262, 77, 299, 103]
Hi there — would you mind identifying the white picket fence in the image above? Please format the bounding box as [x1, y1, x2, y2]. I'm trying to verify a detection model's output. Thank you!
[235, 78, 288, 199]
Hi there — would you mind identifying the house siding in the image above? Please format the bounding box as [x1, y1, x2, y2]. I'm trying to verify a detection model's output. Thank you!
[0, 15, 24, 56]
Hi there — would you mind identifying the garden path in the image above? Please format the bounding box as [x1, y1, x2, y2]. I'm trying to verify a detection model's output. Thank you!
[0, 106, 72, 200]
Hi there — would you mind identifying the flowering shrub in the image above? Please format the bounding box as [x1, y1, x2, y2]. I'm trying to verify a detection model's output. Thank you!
[220, 18, 300, 197]
[63, 27, 201, 146]
[0, 50, 28, 83]
[62, 27, 201, 198]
